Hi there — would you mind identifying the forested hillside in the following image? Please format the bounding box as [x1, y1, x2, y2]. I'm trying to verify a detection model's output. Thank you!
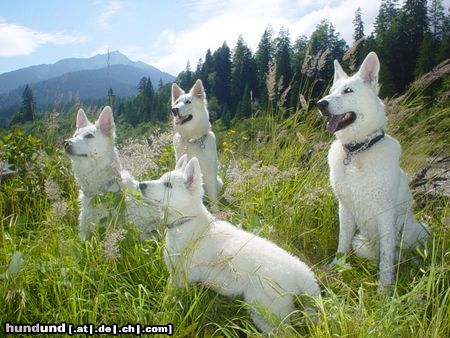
[4, 0, 448, 131]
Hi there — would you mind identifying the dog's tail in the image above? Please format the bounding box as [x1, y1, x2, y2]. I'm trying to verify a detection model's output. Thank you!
[401, 218, 430, 249]
[352, 233, 379, 261]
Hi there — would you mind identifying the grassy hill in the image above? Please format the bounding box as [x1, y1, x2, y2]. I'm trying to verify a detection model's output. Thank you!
[0, 65, 448, 336]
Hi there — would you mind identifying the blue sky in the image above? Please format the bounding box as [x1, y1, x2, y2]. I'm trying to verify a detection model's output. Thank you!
[1, 0, 447, 76]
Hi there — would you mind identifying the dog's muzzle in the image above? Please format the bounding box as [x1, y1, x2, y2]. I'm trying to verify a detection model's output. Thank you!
[63, 139, 87, 157]
[317, 99, 330, 117]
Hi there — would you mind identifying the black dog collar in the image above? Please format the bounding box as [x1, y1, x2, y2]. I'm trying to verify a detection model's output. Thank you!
[343, 130, 385, 165]
[166, 216, 196, 229]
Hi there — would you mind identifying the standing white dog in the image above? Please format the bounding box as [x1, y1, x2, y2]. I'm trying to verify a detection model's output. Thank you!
[171, 79, 223, 200]
[317, 52, 429, 289]
[65, 106, 158, 240]
[139, 155, 320, 333]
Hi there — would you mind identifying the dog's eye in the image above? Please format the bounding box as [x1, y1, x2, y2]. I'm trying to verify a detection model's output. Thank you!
[343, 88, 353, 94]
[185, 100, 191, 104]
[84, 133, 95, 139]
[164, 181, 173, 188]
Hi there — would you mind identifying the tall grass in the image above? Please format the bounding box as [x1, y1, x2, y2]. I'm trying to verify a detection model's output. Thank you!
[1, 68, 449, 336]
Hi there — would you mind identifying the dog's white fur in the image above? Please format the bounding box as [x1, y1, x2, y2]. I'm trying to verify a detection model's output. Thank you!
[171, 79, 222, 200]
[319, 52, 429, 289]
[65, 106, 158, 240]
[139, 155, 320, 333]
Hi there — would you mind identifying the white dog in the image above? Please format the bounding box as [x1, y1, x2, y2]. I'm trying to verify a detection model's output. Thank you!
[317, 52, 429, 289]
[65, 106, 158, 240]
[171, 79, 223, 200]
[139, 155, 320, 333]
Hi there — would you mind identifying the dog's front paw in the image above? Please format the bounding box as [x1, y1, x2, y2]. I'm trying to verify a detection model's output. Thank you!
[327, 253, 346, 269]
[377, 283, 394, 297]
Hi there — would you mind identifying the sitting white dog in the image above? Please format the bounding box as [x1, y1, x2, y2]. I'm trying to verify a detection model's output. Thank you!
[317, 52, 429, 289]
[139, 155, 320, 333]
[171, 79, 223, 200]
[65, 106, 158, 240]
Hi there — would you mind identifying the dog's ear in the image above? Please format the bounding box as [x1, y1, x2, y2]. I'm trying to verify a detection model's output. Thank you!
[171, 83, 184, 105]
[190, 79, 205, 99]
[184, 157, 202, 189]
[175, 154, 189, 171]
[76, 109, 90, 129]
[357, 52, 380, 93]
[333, 60, 348, 85]
[97, 106, 115, 134]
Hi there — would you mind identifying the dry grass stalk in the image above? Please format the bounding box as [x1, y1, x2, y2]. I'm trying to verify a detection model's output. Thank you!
[278, 76, 294, 107]
[343, 37, 365, 71]
[265, 61, 277, 102]
[317, 48, 331, 72]
[385, 58, 450, 112]
[102, 228, 126, 261]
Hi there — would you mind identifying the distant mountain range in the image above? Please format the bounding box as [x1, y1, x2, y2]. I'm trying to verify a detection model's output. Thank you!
[0, 51, 176, 125]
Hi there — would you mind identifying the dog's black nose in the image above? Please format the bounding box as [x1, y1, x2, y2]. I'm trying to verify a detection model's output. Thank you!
[317, 99, 330, 116]
[317, 99, 328, 109]
[139, 182, 147, 191]
[171, 107, 179, 116]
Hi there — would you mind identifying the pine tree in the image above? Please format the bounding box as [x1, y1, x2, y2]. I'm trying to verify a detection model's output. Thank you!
[236, 85, 252, 119]
[10, 84, 36, 125]
[274, 27, 292, 93]
[195, 58, 203, 80]
[362, 33, 377, 56]
[415, 33, 437, 75]
[351, 7, 366, 69]
[22, 84, 36, 122]
[230, 36, 257, 113]
[212, 42, 232, 110]
[307, 20, 346, 81]
[200, 49, 215, 93]
[138, 77, 154, 102]
[353, 7, 365, 41]
[292, 35, 308, 74]
[404, 0, 428, 42]
[290, 35, 308, 108]
[107, 87, 116, 107]
[429, 0, 446, 40]
[375, 0, 399, 33]
[255, 26, 273, 106]
[137, 77, 155, 122]
[438, 14, 450, 61]
[178, 61, 194, 89]
[399, 0, 429, 90]
[374, 0, 401, 96]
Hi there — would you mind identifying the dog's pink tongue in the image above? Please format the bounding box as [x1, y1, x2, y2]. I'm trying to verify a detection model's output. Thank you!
[326, 115, 341, 133]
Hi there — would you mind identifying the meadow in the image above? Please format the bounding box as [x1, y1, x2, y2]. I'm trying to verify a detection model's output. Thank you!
[0, 62, 449, 337]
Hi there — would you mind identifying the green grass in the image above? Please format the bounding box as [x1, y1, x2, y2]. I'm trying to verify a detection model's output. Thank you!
[0, 85, 449, 337]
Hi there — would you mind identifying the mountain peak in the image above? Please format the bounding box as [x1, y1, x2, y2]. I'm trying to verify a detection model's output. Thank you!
[0, 52, 176, 124]
[0, 52, 175, 95]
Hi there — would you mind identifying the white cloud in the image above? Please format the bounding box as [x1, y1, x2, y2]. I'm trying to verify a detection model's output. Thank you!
[97, 1, 122, 30]
[150, 0, 286, 74]
[290, 0, 381, 42]
[0, 19, 88, 57]
[150, 0, 382, 75]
